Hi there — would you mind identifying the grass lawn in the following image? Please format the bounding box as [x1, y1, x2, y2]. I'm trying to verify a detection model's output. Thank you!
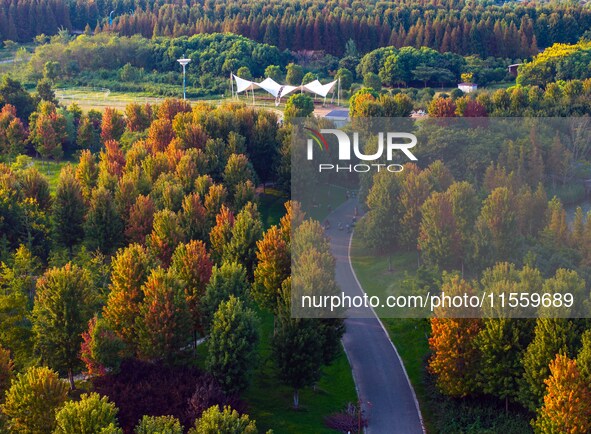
[31, 158, 75, 192]
[244, 311, 357, 434]
[304, 183, 352, 222]
[349, 236, 434, 431]
[258, 188, 288, 229]
[53, 87, 286, 115]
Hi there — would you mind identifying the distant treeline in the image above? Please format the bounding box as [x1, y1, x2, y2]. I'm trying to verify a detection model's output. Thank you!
[2, 0, 591, 58]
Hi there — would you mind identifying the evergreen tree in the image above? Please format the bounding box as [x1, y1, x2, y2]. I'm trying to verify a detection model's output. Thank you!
[32, 263, 95, 389]
[52, 165, 86, 252]
[207, 296, 258, 395]
[272, 279, 322, 408]
[223, 202, 263, 278]
[84, 186, 124, 254]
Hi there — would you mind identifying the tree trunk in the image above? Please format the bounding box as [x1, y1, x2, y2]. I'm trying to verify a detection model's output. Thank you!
[505, 396, 509, 414]
[293, 389, 299, 409]
[388, 254, 393, 272]
[68, 369, 75, 390]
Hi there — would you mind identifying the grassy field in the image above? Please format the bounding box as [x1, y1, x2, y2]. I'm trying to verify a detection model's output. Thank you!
[54, 87, 286, 115]
[31, 158, 75, 192]
[349, 236, 434, 431]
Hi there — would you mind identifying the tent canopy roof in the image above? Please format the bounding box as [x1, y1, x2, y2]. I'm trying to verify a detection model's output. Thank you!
[232, 75, 337, 99]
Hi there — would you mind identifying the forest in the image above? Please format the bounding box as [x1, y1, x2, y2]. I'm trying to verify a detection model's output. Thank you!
[2, 0, 591, 59]
[2, 0, 591, 432]
[0, 92, 353, 432]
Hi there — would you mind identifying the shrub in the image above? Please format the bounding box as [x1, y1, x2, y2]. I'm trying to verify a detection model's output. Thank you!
[93, 359, 240, 431]
[188, 405, 257, 434]
[54, 393, 120, 434]
[134, 415, 183, 434]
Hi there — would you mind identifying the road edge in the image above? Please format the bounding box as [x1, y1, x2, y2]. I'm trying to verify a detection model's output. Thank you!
[347, 227, 426, 434]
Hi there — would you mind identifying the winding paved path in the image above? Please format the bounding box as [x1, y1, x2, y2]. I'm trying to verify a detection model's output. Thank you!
[327, 198, 424, 434]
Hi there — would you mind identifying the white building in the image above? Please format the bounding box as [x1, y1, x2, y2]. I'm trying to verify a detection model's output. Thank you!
[458, 82, 478, 93]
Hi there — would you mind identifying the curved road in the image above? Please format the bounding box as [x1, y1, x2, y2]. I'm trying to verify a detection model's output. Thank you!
[327, 198, 424, 434]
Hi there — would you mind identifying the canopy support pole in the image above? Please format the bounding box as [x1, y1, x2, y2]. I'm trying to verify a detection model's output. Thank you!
[230, 72, 234, 99]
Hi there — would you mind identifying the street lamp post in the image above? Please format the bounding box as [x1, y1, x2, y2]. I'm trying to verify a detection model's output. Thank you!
[177, 57, 191, 100]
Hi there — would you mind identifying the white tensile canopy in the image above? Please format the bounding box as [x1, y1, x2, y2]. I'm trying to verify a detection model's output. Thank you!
[231, 74, 339, 105]
[302, 79, 338, 97]
[233, 75, 258, 93]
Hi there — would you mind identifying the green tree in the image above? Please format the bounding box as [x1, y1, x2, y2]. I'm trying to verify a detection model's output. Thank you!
[84, 186, 123, 254]
[36, 78, 56, 104]
[80, 315, 126, 376]
[0, 246, 40, 367]
[363, 72, 382, 91]
[359, 170, 403, 255]
[52, 165, 86, 252]
[284, 94, 314, 121]
[54, 393, 120, 434]
[285, 63, 304, 85]
[207, 296, 258, 395]
[135, 416, 183, 434]
[0, 104, 27, 159]
[223, 203, 263, 278]
[577, 329, 591, 381]
[475, 318, 528, 412]
[475, 187, 519, 267]
[520, 318, 577, 410]
[264, 65, 282, 82]
[0, 76, 36, 120]
[32, 263, 95, 389]
[223, 154, 257, 201]
[236, 66, 252, 80]
[1, 366, 68, 434]
[272, 278, 322, 408]
[189, 405, 258, 434]
[203, 261, 248, 330]
[418, 191, 461, 270]
[336, 68, 353, 91]
[0, 345, 13, 399]
[77, 114, 101, 152]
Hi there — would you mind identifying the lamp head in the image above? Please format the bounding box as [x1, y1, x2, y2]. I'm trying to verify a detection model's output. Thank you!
[177, 58, 191, 67]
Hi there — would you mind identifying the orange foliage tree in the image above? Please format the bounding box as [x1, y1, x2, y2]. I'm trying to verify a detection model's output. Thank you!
[533, 354, 591, 434]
